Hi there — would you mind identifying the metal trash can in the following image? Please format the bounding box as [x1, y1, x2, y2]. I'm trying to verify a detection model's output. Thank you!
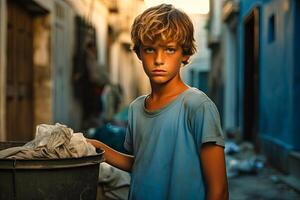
[0, 142, 104, 200]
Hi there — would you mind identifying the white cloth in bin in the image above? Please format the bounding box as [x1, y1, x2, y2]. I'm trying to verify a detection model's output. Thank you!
[98, 162, 130, 200]
[0, 123, 96, 159]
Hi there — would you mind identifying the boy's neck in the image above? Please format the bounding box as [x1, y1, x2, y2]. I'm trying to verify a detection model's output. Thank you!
[145, 78, 189, 111]
[149, 80, 189, 100]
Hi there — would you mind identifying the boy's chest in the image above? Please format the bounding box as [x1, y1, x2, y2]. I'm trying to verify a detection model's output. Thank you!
[132, 110, 190, 149]
[145, 95, 180, 112]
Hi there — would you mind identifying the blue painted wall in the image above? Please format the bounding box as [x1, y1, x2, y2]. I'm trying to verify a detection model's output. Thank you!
[293, 0, 300, 149]
[238, 0, 300, 150]
[260, 0, 294, 148]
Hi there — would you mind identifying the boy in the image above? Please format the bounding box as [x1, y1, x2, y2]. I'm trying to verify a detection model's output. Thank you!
[88, 4, 228, 200]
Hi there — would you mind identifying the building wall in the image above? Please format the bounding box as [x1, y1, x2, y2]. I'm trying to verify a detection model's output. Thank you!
[0, 0, 54, 140]
[239, 0, 299, 171]
[108, 1, 150, 106]
[182, 14, 211, 94]
[32, 0, 109, 130]
[207, 0, 225, 119]
[208, 0, 299, 173]
[0, 0, 7, 140]
[208, 0, 223, 44]
[222, 19, 239, 131]
[0, 0, 111, 139]
[67, 0, 108, 66]
[293, 0, 300, 147]
[58, 0, 109, 130]
[33, 15, 53, 127]
[52, 0, 74, 127]
[259, 0, 294, 146]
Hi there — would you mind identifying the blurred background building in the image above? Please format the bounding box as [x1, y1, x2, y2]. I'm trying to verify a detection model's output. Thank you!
[207, 0, 300, 189]
[0, 0, 148, 140]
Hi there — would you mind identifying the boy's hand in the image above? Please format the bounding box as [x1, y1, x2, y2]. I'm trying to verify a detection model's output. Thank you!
[86, 138, 134, 172]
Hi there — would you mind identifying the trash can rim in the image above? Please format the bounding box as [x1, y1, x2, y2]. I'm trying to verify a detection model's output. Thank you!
[0, 151, 104, 169]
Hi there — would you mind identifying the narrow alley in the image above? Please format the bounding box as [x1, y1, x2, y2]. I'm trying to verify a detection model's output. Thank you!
[0, 0, 300, 199]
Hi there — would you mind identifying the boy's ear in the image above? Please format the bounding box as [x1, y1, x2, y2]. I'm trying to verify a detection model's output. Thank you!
[182, 55, 190, 64]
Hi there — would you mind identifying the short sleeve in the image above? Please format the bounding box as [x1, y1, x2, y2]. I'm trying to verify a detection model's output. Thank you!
[124, 105, 133, 154]
[189, 101, 225, 150]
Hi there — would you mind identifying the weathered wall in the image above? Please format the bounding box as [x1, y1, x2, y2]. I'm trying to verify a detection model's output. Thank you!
[109, 1, 150, 105]
[259, 0, 294, 146]
[33, 15, 53, 127]
[239, 0, 299, 171]
[293, 0, 300, 148]
[182, 14, 211, 93]
[0, 0, 7, 140]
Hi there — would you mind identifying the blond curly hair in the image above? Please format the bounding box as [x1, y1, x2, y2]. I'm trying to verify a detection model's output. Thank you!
[131, 4, 196, 64]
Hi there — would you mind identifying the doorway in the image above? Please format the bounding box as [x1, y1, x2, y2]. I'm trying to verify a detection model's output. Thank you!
[6, 1, 34, 141]
[243, 7, 260, 144]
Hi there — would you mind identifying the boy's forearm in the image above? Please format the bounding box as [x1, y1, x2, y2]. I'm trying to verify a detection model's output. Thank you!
[87, 139, 134, 172]
[205, 173, 229, 200]
[206, 187, 229, 200]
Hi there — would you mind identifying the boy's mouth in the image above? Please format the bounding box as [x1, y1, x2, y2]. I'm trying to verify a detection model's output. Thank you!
[152, 69, 167, 73]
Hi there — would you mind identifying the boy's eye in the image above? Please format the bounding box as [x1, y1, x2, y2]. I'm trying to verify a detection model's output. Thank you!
[144, 47, 154, 53]
[165, 48, 176, 54]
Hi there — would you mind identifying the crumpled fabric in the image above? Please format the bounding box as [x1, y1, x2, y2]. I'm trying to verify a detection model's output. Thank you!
[0, 123, 96, 159]
[98, 162, 130, 200]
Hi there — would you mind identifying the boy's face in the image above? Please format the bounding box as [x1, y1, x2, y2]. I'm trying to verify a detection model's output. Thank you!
[138, 40, 190, 85]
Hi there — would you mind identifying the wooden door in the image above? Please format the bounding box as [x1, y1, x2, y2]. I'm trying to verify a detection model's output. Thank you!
[243, 7, 260, 144]
[6, 1, 34, 141]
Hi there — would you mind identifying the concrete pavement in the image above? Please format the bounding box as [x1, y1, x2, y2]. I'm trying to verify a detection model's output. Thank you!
[229, 166, 300, 200]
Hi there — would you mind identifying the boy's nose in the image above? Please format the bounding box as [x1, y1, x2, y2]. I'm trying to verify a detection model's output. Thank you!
[154, 51, 164, 66]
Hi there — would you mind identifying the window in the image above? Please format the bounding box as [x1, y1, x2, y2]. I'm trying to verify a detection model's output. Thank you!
[268, 14, 275, 43]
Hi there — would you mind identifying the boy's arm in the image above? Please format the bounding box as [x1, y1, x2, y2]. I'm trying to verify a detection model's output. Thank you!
[200, 142, 229, 200]
[87, 139, 134, 172]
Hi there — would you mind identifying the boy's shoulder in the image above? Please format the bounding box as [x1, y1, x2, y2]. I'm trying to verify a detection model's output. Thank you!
[127, 88, 214, 111]
[182, 87, 213, 109]
[129, 95, 146, 109]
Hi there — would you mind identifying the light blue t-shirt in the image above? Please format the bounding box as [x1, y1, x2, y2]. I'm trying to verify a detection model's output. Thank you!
[124, 87, 224, 200]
